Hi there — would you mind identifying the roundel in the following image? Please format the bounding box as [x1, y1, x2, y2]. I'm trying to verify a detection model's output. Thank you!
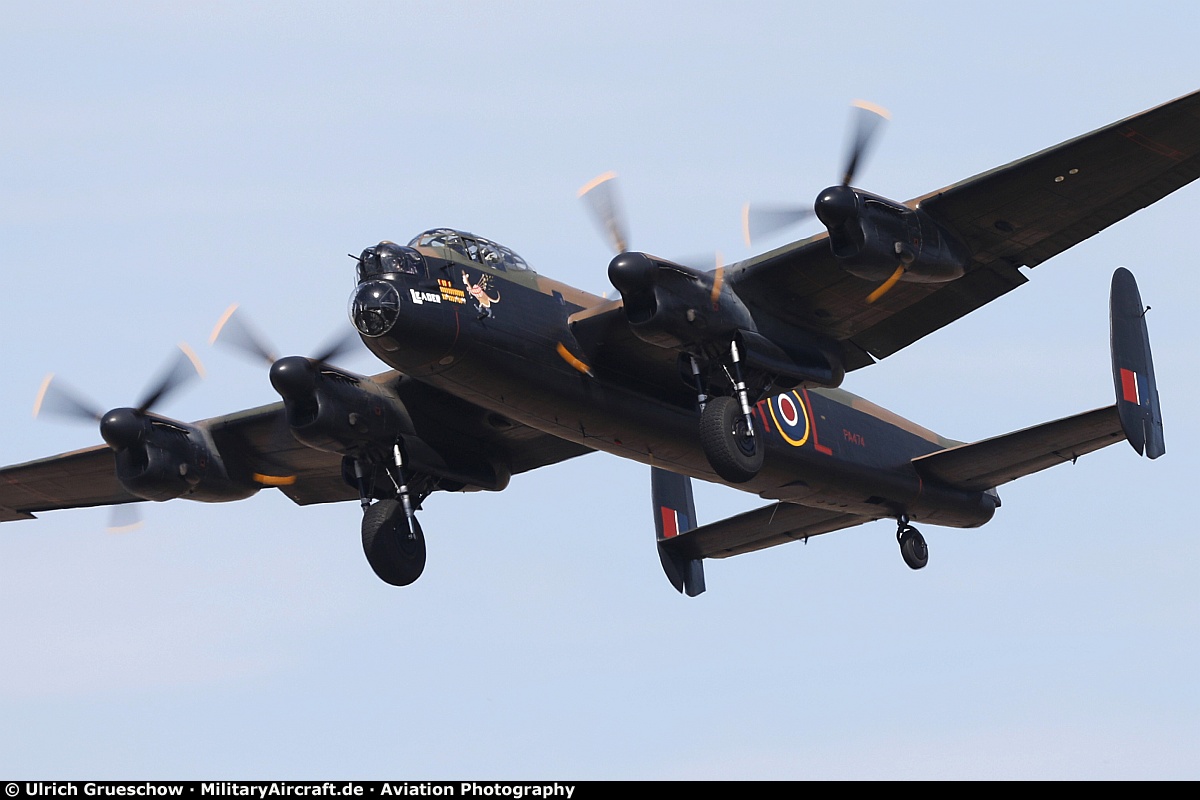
[768, 390, 810, 447]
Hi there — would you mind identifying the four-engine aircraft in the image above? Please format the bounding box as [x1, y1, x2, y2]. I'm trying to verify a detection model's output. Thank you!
[1, 91, 1196, 594]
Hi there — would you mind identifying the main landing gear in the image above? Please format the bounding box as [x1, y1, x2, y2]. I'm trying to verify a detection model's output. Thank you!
[362, 500, 426, 586]
[353, 444, 428, 586]
[693, 344, 764, 484]
[896, 516, 928, 570]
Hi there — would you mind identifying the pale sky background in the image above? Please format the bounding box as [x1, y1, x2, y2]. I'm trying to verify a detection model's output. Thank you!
[0, 0, 1197, 779]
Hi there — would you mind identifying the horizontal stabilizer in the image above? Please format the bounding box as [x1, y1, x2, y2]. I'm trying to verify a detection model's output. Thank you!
[913, 405, 1123, 492]
[659, 501, 874, 561]
[915, 268, 1164, 491]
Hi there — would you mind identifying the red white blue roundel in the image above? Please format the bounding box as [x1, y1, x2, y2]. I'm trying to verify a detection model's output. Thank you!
[767, 391, 810, 447]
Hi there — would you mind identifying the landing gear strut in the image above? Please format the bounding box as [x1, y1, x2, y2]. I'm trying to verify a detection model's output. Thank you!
[896, 516, 928, 570]
[353, 444, 429, 586]
[696, 343, 764, 484]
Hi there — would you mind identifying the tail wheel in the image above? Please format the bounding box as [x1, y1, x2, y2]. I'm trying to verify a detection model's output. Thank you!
[898, 525, 928, 570]
[362, 498, 427, 586]
[699, 395, 764, 483]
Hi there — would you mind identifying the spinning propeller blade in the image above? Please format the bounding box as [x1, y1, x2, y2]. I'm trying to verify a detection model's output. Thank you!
[210, 304, 278, 365]
[841, 100, 890, 187]
[34, 344, 204, 424]
[136, 344, 205, 414]
[33, 375, 103, 422]
[741, 203, 814, 247]
[741, 100, 890, 248]
[107, 504, 144, 534]
[578, 171, 631, 254]
[311, 329, 361, 366]
[211, 303, 359, 369]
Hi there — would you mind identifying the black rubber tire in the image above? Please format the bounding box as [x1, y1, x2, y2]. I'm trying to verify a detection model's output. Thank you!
[361, 499, 427, 586]
[898, 526, 929, 570]
[699, 395, 764, 484]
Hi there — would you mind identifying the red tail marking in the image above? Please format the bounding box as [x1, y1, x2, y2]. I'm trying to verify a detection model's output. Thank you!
[1120, 368, 1140, 404]
[801, 388, 834, 455]
[660, 507, 679, 538]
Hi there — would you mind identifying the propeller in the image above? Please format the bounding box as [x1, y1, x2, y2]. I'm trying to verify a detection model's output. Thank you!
[578, 171, 726, 289]
[577, 171, 630, 255]
[209, 304, 360, 369]
[33, 344, 205, 426]
[32, 344, 206, 533]
[210, 304, 360, 485]
[741, 100, 891, 248]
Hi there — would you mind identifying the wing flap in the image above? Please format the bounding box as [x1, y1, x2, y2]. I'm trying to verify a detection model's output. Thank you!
[912, 405, 1123, 492]
[660, 501, 876, 560]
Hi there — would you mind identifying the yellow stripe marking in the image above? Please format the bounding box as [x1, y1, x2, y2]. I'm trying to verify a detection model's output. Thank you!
[555, 342, 594, 376]
[254, 473, 297, 486]
[866, 265, 905, 304]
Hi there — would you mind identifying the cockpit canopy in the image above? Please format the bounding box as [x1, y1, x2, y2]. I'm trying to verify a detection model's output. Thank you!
[408, 228, 533, 273]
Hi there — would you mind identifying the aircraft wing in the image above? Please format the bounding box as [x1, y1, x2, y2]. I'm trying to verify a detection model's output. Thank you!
[659, 500, 878, 560]
[730, 89, 1200, 369]
[0, 381, 594, 520]
[0, 446, 137, 521]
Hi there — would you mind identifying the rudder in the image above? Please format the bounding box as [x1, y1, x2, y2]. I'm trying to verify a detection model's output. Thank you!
[651, 467, 705, 596]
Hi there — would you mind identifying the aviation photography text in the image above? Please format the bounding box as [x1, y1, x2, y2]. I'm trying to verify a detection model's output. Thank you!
[11, 784, 578, 800]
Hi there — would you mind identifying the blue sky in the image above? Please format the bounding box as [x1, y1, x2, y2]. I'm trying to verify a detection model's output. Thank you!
[0, 1, 1197, 779]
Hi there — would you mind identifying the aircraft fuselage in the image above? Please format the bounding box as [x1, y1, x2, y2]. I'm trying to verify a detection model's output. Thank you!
[351, 241, 998, 530]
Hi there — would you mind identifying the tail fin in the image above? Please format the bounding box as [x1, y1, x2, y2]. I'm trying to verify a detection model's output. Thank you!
[1110, 267, 1165, 459]
[651, 467, 705, 596]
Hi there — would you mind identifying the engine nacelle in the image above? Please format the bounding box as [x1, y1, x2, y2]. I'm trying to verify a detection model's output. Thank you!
[269, 358, 510, 491]
[269, 357, 413, 459]
[608, 252, 755, 349]
[100, 409, 259, 503]
[815, 186, 969, 285]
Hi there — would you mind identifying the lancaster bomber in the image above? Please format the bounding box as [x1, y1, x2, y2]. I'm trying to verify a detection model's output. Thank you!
[2, 91, 1196, 595]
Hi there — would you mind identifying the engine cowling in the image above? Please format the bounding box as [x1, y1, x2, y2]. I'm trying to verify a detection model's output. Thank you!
[100, 408, 258, 503]
[815, 186, 969, 285]
[268, 358, 510, 492]
[608, 252, 755, 349]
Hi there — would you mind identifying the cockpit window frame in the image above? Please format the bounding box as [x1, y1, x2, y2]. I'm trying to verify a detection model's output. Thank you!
[409, 228, 533, 273]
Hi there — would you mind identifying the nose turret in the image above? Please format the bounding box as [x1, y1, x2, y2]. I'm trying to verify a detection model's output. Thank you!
[350, 280, 402, 337]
